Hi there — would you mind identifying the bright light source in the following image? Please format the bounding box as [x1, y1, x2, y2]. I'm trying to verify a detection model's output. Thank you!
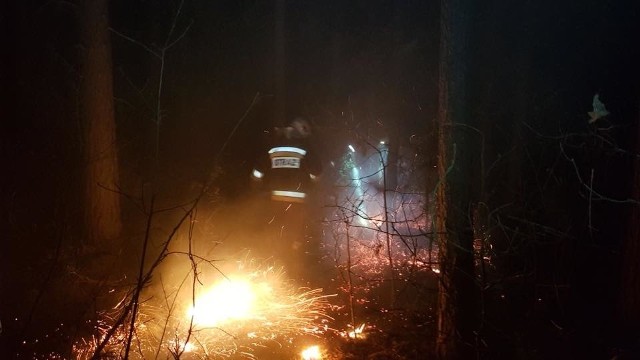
[301, 345, 322, 360]
[252, 169, 264, 179]
[348, 144, 355, 153]
[379, 140, 385, 145]
[347, 323, 366, 339]
[188, 278, 256, 326]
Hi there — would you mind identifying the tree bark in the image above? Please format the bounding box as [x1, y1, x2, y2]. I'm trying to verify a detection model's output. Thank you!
[434, 0, 476, 358]
[619, 99, 640, 334]
[274, 0, 286, 126]
[80, 0, 122, 246]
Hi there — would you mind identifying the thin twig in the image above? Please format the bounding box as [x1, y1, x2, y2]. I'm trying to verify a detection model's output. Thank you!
[559, 143, 640, 205]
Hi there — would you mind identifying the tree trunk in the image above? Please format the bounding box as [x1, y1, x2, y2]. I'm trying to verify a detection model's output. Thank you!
[434, 0, 476, 358]
[81, 0, 122, 246]
[619, 100, 640, 336]
[274, 0, 286, 126]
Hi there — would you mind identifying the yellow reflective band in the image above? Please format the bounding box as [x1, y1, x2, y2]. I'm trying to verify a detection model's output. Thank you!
[271, 190, 306, 203]
[269, 146, 307, 156]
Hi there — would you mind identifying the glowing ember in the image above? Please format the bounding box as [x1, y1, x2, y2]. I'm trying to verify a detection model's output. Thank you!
[346, 323, 366, 339]
[301, 345, 322, 359]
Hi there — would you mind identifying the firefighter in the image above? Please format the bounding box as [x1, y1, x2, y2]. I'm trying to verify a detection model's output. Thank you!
[250, 117, 322, 276]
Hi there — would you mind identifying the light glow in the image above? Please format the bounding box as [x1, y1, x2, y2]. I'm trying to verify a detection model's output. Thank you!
[168, 339, 196, 353]
[188, 278, 259, 327]
[252, 169, 264, 179]
[347, 323, 366, 339]
[301, 345, 322, 359]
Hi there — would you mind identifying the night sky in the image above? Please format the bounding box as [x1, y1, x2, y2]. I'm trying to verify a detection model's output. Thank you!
[1, 0, 640, 358]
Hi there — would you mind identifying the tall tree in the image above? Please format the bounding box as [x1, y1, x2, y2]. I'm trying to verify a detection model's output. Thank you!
[619, 100, 640, 337]
[273, 0, 286, 126]
[80, 0, 122, 246]
[434, 0, 476, 358]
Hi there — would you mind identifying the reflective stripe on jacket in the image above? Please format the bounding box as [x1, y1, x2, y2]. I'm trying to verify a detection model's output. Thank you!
[252, 133, 322, 203]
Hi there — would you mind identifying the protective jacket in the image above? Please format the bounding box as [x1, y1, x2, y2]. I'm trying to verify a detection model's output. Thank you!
[252, 129, 321, 203]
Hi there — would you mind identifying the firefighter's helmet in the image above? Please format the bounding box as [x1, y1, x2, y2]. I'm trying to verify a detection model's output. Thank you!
[291, 118, 311, 138]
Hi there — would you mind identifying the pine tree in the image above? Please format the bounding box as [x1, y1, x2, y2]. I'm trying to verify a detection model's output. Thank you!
[434, 0, 477, 358]
[80, 0, 122, 247]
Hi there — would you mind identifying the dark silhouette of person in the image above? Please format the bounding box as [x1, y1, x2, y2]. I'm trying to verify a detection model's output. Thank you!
[250, 117, 322, 279]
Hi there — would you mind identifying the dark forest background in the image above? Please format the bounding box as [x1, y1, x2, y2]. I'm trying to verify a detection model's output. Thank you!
[2, 0, 639, 359]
